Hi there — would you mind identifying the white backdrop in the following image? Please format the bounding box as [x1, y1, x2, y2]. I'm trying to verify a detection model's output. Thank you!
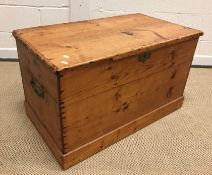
[0, 0, 211, 65]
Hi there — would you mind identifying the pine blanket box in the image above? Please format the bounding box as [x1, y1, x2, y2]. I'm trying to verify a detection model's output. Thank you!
[13, 13, 203, 169]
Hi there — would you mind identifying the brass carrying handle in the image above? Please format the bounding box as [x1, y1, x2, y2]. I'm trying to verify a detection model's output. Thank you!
[30, 77, 44, 98]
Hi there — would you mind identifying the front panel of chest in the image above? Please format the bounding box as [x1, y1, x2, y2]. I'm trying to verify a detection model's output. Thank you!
[59, 39, 198, 153]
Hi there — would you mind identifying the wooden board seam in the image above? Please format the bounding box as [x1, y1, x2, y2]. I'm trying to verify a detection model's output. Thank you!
[13, 13, 203, 72]
[24, 100, 63, 157]
[57, 71, 65, 154]
[62, 96, 184, 169]
[60, 60, 190, 105]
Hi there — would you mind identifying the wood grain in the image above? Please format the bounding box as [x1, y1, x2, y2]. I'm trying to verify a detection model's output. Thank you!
[60, 39, 198, 104]
[60, 39, 198, 153]
[13, 13, 202, 170]
[24, 101, 63, 166]
[13, 13, 203, 71]
[16, 40, 58, 99]
[61, 59, 194, 153]
[62, 97, 184, 169]
[16, 40, 63, 151]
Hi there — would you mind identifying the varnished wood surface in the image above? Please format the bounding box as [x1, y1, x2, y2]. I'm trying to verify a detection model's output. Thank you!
[60, 39, 197, 153]
[24, 101, 63, 165]
[14, 14, 202, 170]
[62, 97, 184, 169]
[61, 61, 193, 153]
[13, 14, 203, 71]
[16, 40, 63, 151]
[60, 39, 197, 104]
[16, 40, 58, 100]
[24, 96, 184, 170]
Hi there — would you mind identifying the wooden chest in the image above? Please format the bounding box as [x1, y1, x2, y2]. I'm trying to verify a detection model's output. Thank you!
[13, 14, 203, 169]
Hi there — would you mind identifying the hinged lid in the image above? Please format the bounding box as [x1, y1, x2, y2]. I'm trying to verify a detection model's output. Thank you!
[13, 13, 203, 72]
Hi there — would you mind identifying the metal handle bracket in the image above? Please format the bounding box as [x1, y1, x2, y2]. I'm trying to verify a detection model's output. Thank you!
[30, 78, 44, 98]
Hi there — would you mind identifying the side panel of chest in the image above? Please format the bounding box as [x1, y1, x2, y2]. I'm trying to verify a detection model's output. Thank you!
[16, 41, 63, 152]
[60, 39, 198, 154]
